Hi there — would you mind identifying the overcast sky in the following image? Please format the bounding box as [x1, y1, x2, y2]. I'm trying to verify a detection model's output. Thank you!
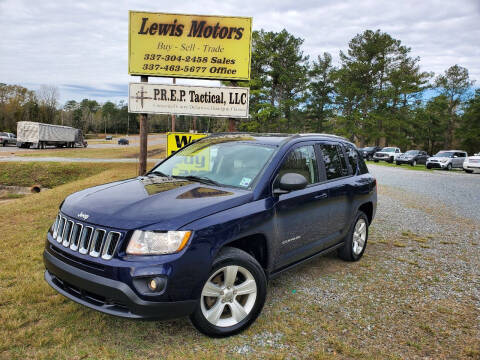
[0, 0, 479, 105]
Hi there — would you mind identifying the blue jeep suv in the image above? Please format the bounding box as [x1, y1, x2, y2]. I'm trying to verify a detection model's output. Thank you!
[44, 133, 377, 337]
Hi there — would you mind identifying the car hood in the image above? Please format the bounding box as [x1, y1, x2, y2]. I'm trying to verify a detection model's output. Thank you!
[428, 157, 450, 161]
[375, 152, 394, 155]
[61, 176, 252, 230]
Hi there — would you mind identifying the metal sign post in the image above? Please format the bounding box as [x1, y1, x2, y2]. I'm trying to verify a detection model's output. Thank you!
[138, 75, 148, 176]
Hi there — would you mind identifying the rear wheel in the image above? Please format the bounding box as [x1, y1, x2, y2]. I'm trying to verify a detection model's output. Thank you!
[190, 247, 267, 337]
[464, 169, 473, 174]
[396, 161, 401, 165]
[411, 160, 417, 167]
[338, 211, 369, 261]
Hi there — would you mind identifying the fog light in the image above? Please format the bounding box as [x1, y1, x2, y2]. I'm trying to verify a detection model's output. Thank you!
[148, 278, 158, 291]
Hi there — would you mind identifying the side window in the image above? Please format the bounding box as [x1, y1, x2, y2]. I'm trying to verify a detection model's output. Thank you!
[346, 144, 359, 175]
[319, 144, 347, 180]
[277, 145, 319, 184]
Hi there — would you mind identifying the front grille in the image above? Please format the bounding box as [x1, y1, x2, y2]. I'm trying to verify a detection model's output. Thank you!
[52, 214, 122, 260]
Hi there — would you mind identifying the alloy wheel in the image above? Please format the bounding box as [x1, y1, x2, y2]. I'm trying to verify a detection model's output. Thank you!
[200, 265, 257, 327]
[352, 218, 367, 255]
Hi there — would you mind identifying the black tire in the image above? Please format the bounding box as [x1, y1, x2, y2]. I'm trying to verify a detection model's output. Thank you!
[411, 160, 416, 167]
[464, 169, 473, 174]
[2, 141, 6, 147]
[388, 157, 394, 163]
[396, 161, 401, 165]
[190, 247, 267, 337]
[446, 163, 452, 171]
[374, 160, 379, 163]
[426, 164, 431, 169]
[338, 211, 369, 262]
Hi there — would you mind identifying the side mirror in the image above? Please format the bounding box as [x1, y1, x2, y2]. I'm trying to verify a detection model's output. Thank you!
[453, 155, 458, 158]
[274, 173, 308, 195]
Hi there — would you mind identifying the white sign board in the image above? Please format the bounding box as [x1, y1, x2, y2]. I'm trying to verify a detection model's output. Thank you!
[128, 83, 249, 118]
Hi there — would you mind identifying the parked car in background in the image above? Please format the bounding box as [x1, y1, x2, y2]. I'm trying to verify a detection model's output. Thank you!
[373, 147, 402, 163]
[118, 138, 129, 145]
[395, 150, 429, 166]
[360, 146, 382, 161]
[0, 132, 17, 146]
[43, 133, 377, 337]
[426, 150, 467, 170]
[106, 135, 113, 140]
[463, 152, 480, 173]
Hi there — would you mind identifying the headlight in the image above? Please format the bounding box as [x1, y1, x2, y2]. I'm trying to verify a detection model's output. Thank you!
[440, 159, 449, 163]
[126, 230, 192, 255]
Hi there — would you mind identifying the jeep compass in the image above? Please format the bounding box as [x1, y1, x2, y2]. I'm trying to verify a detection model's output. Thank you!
[43, 133, 377, 337]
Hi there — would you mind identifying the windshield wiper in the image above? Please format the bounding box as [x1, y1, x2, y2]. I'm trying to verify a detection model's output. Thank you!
[149, 170, 171, 178]
[172, 175, 220, 186]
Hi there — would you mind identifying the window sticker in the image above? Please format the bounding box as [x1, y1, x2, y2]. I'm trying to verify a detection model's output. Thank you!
[239, 177, 252, 187]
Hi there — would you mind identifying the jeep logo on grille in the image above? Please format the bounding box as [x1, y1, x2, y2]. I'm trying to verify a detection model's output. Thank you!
[77, 212, 90, 220]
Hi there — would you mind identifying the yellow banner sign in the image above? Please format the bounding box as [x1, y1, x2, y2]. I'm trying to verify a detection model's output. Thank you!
[129, 11, 252, 80]
[166, 132, 208, 156]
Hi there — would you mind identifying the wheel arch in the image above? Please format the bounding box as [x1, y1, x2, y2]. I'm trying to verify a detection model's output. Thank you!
[358, 202, 374, 225]
[221, 233, 270, 272]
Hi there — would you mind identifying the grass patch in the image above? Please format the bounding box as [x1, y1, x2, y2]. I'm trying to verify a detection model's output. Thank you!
[16, 144, 165, 159]
[366, 161, 432, 172]
[393, 241, 407, 248]
[0, 162, 126, 188]
[0, 193, 25, 200]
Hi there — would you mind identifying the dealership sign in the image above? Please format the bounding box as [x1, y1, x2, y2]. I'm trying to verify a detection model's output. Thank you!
[128, 11, 252, 80]
[128, 83, 249, 118]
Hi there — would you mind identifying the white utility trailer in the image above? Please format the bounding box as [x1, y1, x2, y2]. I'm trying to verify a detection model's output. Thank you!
[16, 121, 87, 149]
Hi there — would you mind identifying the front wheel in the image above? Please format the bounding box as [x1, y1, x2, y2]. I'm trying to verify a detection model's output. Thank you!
[190, 247, 267, 337]
[411, 160, 416, 167]
[2, 141, 6, 147]
[396, 161, 401, 165]
[338, 211, 369, 261]
[388, 157, 394, 163]
[464, 169, 473, 174]
[446, 163, 452, 171]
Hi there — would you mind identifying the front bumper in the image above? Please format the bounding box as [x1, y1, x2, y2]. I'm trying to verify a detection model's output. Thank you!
[395, 158, 414, 164]
[373, 155, 392, 161]
[426, 162, 447, 169]
[43, 249, 197, 319]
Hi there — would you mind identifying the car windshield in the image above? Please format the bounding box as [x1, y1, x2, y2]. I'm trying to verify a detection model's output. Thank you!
[404, 150, 419, 155]
[381, 147, 396, 152]
[151, 136, 276, 189]
[435, 152, 454, 158]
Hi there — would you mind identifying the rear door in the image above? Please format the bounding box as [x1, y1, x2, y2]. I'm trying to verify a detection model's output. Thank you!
[317, 142, 352, 248]
[273, 142, 331, 269]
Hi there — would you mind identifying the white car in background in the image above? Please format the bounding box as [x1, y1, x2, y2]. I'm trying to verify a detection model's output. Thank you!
[463, 152, 480, 173]
[373, 147, 402, 163]
[426, 150, 467, 170]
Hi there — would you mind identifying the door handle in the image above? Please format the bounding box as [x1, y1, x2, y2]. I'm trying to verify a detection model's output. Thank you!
[314, 193, 328, 200]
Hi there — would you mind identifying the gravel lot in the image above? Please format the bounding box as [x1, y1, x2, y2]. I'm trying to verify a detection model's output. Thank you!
[369, 164, 480, 221]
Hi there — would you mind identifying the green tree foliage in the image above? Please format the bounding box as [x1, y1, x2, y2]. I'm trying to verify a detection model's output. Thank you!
[307, 52, 335, 132]
[457, 89, 480, 154]
[435, 65, 475, 148]
[240, 29, 309, 132]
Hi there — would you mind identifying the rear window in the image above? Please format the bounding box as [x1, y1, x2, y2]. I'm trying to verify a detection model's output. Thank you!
[346, 144, 369, 175]
[319, 144, 347, 180]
